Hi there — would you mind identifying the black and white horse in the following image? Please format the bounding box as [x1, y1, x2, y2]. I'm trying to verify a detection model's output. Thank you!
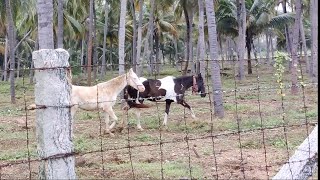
[123, 74, 206, 130]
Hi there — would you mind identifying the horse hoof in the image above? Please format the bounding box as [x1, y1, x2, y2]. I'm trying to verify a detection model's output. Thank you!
[137, 127, 144, 131]
[191, 114, 196, 118]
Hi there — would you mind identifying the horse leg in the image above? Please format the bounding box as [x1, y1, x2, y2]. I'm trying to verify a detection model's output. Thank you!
[106, 107, 118, 131]
[178, 100, 196, 118]
[134, 109, 143, 131]
[102, 106, 118, 136]
[163, 99, 172, 126]
[104, 113, 115, 136]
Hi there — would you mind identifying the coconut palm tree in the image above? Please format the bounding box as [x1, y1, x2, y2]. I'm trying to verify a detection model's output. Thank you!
[118, 0, 128, 76]
[290, 0, 302, 94]
[37, 0, 54, 49]
[57, 0, 64, 48]
[5, 0, 16, 103]
[236, 0, 246, 80]
[310, 0, 318, 82]
[205, 0, 224, 118]
[244, 0, 294, 74]
[197, 0, 206, 77]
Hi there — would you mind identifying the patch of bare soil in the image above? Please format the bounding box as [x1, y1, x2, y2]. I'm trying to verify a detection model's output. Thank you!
[0, 97, 318, 179]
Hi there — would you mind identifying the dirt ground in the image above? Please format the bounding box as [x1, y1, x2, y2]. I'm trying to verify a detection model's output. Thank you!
[0, 98, 318, 179]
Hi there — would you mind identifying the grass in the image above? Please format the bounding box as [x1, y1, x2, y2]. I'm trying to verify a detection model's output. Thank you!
[0, 64, 318, 179]
[0, 147, 37, 161]
[74, 135, 102, 152]
[106, 161, 204, 179]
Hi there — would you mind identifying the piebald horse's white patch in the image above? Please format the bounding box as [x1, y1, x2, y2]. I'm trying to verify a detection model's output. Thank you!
[139, 77, 147, 82]
[158, 76, 177, 102]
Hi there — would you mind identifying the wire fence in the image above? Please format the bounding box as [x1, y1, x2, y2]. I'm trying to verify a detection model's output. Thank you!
[0, 55, 318, 179]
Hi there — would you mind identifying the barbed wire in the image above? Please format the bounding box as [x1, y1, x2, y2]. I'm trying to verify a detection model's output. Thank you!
[0, 54, 313, 74]
[0, 56, 318, 179]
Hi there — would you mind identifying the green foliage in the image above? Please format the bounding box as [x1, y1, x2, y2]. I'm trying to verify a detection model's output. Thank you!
[273, 51, 290, 95]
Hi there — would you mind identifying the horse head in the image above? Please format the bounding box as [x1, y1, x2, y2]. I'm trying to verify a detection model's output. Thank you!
[127, 68, 145, 92]
[194, 73, 206, 97]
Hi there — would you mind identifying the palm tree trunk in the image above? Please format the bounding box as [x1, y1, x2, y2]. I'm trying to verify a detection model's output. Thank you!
[92, 0, 98, 81]
[299, 18, 309, 75]
[182, 5, 191, 75]
[87, 0, 94, 85]
[6, 0, 16, 104]
[173, 37, 179, 69]
[80, 38, 85, 73]
[282, 0, 293, 70]
[136, 0, 144, 76]
[205, 0, 224, 118]
[142, 0, 155, 75]
[270, 32, 274, 64]
[188, 8, 195, 74]
[2, 36, 8, 81]
[118, 0, 128, 75]
[30, 37, 38, 84]
[100, 0, 109, 79]
[266, 30, 270, 64]
[130, 0, 137, 72]
[246, 31, 253, 74]
[36, 0, 54, 49]
[236, 0, 246, 80]
[57, 0, 64, 48]
[310, 0, 318, 82]
[290, 0, 302, 94]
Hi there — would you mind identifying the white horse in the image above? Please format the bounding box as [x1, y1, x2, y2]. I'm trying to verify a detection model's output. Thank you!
[71, 68, 145, 136]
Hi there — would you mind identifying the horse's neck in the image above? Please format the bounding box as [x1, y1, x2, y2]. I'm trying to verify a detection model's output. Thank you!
[100, 73, 128, 95]
[182, 76, 194, 89]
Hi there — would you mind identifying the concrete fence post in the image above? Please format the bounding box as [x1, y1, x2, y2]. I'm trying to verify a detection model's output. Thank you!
[32, 49, 76, 179]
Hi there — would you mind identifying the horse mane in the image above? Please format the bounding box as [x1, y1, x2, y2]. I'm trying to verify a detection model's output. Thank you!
[98, 73, 127, 88]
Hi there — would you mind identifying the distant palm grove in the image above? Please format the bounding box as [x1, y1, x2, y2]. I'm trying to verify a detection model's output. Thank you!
[0, 0, 318, 117]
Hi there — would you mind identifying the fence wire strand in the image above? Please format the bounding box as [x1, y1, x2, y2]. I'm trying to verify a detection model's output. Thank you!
[0, 56, 318, 179]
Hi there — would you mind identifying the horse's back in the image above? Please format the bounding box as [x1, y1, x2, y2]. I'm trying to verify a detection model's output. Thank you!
[72, 85, 100, 110]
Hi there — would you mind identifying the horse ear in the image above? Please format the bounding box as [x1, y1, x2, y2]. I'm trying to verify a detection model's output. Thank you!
[129, 68, 133, 73]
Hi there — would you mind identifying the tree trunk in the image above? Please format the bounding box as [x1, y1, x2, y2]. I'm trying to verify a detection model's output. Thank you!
[30, 37, 39, 84]
[282, 0, 293, 70]
[142, 0, 155, 75]
[173, 37, 179, 69]
[92, 0, 98, 81]
[205, 0, 224, 118]
[236, 0, 246, 80]
[2, 36, 8, 81]
[36, 0, 54, 49]
[136, 0, 144, 76]
[189, 9, 195, 74]
[57, 0, 64, 48]
[270, 31, 275, 64]
[80, 38, 85, 73]
[246, 31, 253, 74]
[118, 0, 128, 75]
[182, 5, 191, 75]
[310, 0, 318, 82]
[266, 30, 270, 64]
[299, 19, 309, 74]
[6, 0, 16, 104]
[130, 0, 137, 72]
[100, 0, 109, 79]
[290, 0, 302, 94]
[87, 0, 94, 85]
[33, 49, 76, 179]
[154, 31, 160, 75]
